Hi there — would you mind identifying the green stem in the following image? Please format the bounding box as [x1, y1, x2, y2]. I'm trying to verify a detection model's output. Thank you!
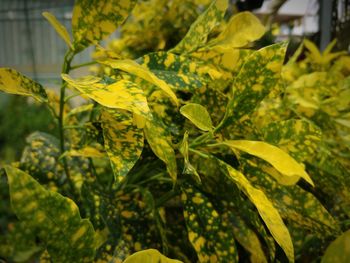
[70, 61, 97, 70]
[155, 190, 180, 208]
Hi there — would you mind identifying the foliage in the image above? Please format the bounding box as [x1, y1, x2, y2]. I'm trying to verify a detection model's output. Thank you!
[0, 1, 349, 262]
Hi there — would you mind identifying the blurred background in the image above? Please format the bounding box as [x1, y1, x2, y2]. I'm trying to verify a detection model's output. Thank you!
[0, 0, 349, 163]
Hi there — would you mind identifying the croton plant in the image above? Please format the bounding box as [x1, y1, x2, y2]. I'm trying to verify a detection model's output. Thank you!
[0, 0, 349, 262]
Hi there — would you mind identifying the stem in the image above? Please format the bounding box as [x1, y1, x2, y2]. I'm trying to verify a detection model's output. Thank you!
[70, 61, 97, 70]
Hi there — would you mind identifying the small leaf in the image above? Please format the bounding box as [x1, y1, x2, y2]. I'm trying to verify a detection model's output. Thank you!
[171, 0, 228, 53]
[63, 146, 106, 158]
[0, 68, 47, 102]
[72, 0, 137, 51]
[101, 109, 144, 183]
[62, 74, 151, 119]
[98, 58, 179, 106]
[5, 166, 96, 262]
[123, 249, 183, 263]
[144, 117, 177, 182]
[42, 12, 73, 50]
[223, 140, 314, 186]
[321, 230, 350, 263]
[180, 103, 213, 131]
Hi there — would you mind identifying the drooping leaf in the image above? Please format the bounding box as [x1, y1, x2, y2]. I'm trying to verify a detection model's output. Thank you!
[5, 166, 96, 262]
[144, 117, 177, 182]
[222, 140, 314, 186]
[101, 109, 144, 183]
[0, 68, 47, 102]
[72, 0, 137, 50]
[180, 103, 213, 131]
[42, 12, 73, 49]
[98, 58, 179, 105]
[171, 0, 228, 53]
[123, 249, 183, 263]
[321, 230, 350, 263]
[62, 74, 151, 119]
[181, 183, 238, 263]
[218, 161, 294, 263]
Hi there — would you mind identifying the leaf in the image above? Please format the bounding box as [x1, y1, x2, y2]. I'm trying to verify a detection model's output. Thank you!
[98, 58, 179, 106]
[144, 117, 177, 182]
[65, 103, 94, 122]
[72, 0, 137, 51]
[62, 74, 151, 119]
[180, 103, 213, 131]
[101, 109, 144, 183]
[223, 42, 287, 127]
[42, 12, 73, 50]
[321, 230, 350, 263]
[222, 140, 314, 186]
[304, 39, 322, 63]
[219, 161, 294, 262]
[0, 68, 47, 102]
[207, 11, 265, 50]
[123, 249, 183, 263]
[181, 183, 238, 263]
[171, 0, 228, 53]
[5, 166, 96, 262]
[64, 146, 106, 158]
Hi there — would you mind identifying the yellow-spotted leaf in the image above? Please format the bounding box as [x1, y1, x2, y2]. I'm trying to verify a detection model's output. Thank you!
[98, 58, 178, 105]
[72, 0, 137, 51]
[101, 109, 144, 183]
[181, 182, 238, 262]
[219, 161, 294, 262]
[42, 12, 73, 50]
[64, 146, 106, 158]
[321, 230, 350, 263]
[123, 249, 183, 263]
[0, 68, 47, 102]
[207, 11, 265, 50]
[223, 140, 314, 186]
[180, 103, 213, 131]
[171, 0, 228, 53]
[62, 74, 151, 119]
[144, 117, 177, 182]
[5, 166, 96, 262]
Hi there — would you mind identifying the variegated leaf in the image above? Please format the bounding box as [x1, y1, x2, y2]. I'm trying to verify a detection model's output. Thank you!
[123, 249, 183, 263]
[72, 0, 137, 51]
[181, 183, 238, 263]
[0, 68, 47, 102]
[180, 103, 213, 131]
[5, 166, 96, 262]
[101, 109, 144, 184]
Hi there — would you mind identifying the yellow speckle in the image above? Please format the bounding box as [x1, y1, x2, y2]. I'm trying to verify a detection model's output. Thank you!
[164, 53, 175, 68]
[134, 242, 142, 251]
[192, 196, 204, 204]
[121, 211, 134, 218]
[210, 255, 218, 263]
[71, 226, 87, 243]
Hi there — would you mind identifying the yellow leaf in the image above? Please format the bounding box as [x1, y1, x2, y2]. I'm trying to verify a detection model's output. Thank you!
[123, 249, 183, 263]
[180, 103, 213, 131]
[42, 12, 73, 50]
[304, 39, 322, 64]
[321, 229, 350, 263]
[98, 58, 179, 106]
[64, 146, 106, 158]
[223, 140, 314, 186]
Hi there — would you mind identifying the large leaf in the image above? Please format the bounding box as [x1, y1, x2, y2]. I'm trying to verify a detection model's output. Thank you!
[321, 230, 350, 263]
[0, 68, 47, 102]
[181, 183, 238, 262]
[180, 103, 213, 131]
[98, 58, 179, 105]
[223, 140, 314, 186]
[219, 161, 294, 262]
[101, 109, 144, 184]
[5, 166, 96, 262]
[123, 249, 183, 263]
[171, 0, 228, 53]
[144, 118, 177, 182]
[62, 74, 151, 118]
[72, 0, 137, 50]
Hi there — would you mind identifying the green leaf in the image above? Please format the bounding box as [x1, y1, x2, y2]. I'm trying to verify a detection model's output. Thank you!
[101, 109, 144, 184]
[223, 140, 314, 186]
[98, 58, 179, 106]
[171, 0, 228, 53]
[144, 117, 177, 182]
[180, 103, 213, 131]
[321, 230, 350, 263]
[72, 0, 137, 51]
[62, 74, 151, 119]
[5, 166, 96, 262]
[42, 12, 73, 50]
[0, 68, 47, 102]
[181, 183, 238, 263]
[123, 249, 183, 263]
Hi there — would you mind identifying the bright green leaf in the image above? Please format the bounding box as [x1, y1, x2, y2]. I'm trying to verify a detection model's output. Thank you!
[123, 249, 183, 263]
[180, 103, 213, 131]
